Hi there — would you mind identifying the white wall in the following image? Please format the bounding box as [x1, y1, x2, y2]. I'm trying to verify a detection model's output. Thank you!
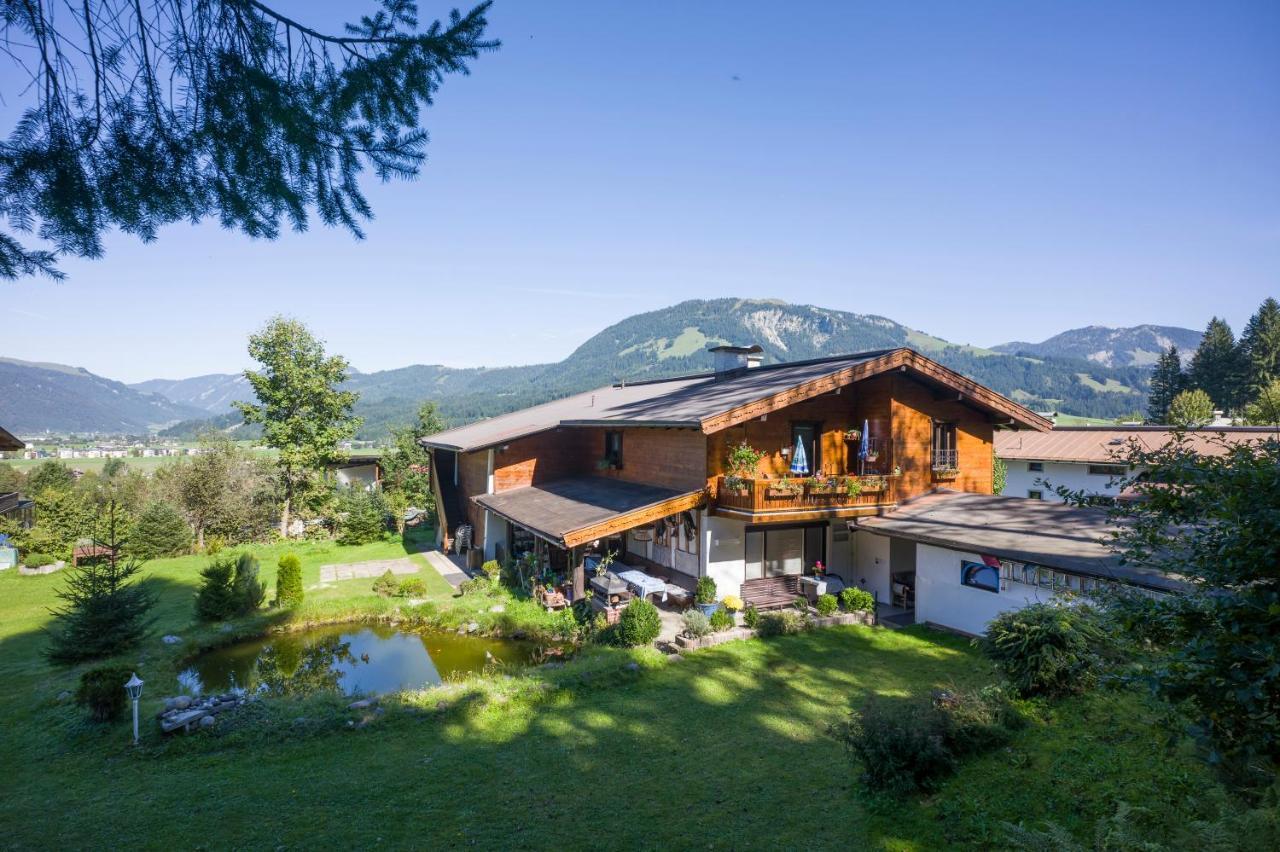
[1001, 459, 1138, 502]
[484, 513, 508, 562]
[335, 463, 379, 491]
[851, 530, 892, 604]
[703, 514, 746, 599]
[914, 542, 1063, 636]
[826, 522, 854, 583]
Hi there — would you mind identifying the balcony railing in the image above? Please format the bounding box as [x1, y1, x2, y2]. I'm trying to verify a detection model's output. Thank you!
[931, 448, 959, 472]
[715, 475, 897, 517]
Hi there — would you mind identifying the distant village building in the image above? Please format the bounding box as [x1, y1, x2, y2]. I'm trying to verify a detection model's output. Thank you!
[996, 426, 1274, 503]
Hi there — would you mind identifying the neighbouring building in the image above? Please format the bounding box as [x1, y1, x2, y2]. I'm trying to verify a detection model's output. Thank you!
[327, 454, 383, 491]
[996, 426, 1275, 503]
[422, 346, 1180, 636]
[0, 426, 33, 530]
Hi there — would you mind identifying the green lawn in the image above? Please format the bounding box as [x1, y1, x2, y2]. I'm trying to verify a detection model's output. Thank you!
[0, 533, 1227, 849]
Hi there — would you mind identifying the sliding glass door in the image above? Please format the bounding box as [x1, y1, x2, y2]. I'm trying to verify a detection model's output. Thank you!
[744, 524, 828, 580]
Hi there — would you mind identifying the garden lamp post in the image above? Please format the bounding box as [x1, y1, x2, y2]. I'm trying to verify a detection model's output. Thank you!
[124, 673, 143, 745]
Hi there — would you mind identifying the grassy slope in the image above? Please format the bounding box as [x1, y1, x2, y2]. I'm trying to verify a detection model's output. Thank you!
[1, 537, 1221, 850]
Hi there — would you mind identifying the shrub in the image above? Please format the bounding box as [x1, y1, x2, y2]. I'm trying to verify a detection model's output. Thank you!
[195, 557, 238, 620]
[840, 587, 875, 612]
[372, 569, 400, 597]
[457, 576, 496, 596]
[742, 604, 760, 629]
[336, 488, 389, 546]
[617, 599, 661, 646]
[480, 559, 503, 582]
[757, 609, 811, 637]
[195, 553, 264, 620]
[709, 607, 735, 631]
[275, 553, 304, 608]
[694, 576, 716, 605]
[396, 577, 427, 597]
[23, 551, 56, 568]
[75, 665, 134, 722]
[792, 596, 810, 611]
[681, 609, 712, 638]
[834, 695, 956, 795]
[128, 501, 192, 559]
[816, 593, 838, 616]
[982, 603, 1105, 697]
[231, 554, 265, 613]
[832, 686, 1025, 795]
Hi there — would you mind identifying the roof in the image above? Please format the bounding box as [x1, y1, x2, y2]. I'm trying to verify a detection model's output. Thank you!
[423, 348, 1051, 452]
[852, 489, 1181, 592]
[474, 476, 704, 549]
[995, 425, 1276, 464]
[0, 426, 24, 451]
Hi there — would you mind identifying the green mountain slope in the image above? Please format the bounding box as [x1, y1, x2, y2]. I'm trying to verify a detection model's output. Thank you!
[157, 299, 1152, 440]
[994, 324, 1201, 368]
[0, 357, 207, 434]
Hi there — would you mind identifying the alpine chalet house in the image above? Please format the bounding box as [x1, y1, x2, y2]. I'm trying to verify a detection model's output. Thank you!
[423, 346, 1176, 635]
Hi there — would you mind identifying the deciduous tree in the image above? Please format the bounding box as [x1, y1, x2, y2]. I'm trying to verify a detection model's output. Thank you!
[1166, 388, 1214, 428]
[236, 317, 360, 536]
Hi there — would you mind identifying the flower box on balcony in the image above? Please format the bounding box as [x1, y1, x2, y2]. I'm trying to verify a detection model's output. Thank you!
[932, 467, 961, 480]
[858, 476, 888, 493]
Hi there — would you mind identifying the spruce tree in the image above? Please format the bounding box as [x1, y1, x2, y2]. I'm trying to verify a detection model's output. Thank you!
[45, 504, 155, 664]
[1242, 297, 1280, 393]
[1188, 317, 1246, 412]
[128, 502, 193, 559]
[1147, 346, 1187, 423]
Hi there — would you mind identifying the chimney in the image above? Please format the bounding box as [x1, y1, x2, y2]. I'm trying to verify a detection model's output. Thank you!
[709, 344, 764, 377]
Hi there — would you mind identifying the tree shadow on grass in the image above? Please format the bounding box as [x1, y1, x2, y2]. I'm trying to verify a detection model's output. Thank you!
[0, 617, 1019, 849]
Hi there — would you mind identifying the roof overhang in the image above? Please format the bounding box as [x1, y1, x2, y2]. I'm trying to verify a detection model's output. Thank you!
[0, 426, 24, 451]
[474, 477, 705, 550]
[697, 349, 1051, 434]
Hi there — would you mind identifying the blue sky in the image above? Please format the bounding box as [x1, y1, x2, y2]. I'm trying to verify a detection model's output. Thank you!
[5, 0, 1277, 382]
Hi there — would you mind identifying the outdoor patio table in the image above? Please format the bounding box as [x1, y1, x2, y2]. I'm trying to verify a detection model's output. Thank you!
[616, 569, 667, 603]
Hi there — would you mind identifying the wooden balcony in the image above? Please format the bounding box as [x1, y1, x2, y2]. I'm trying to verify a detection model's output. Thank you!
[713, 475, 897, 521]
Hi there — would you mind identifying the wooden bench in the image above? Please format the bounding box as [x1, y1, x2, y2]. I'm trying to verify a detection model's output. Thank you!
[741, 575, 803, 610]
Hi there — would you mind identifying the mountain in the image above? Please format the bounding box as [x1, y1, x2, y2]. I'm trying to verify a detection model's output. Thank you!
[993, 324, 1202, 368]
[154, 299, 1156, 440]
[0, 357, 207, 435]
[130, 373, 253, 414]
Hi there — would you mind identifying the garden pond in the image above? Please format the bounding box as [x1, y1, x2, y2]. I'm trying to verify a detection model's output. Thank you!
[179, 623, 557, 697]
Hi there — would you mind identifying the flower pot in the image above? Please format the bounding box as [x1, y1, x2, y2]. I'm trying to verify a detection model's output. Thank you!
[697, 602, 719, 617]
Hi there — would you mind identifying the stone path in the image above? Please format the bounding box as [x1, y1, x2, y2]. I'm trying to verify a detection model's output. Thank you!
[423, 549, 469, 589]
[318, 557, 421, 583]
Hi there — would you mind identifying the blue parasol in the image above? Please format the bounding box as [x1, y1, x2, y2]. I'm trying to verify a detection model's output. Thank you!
[789, 435, 809, 475]
[857, 419, 870, 473]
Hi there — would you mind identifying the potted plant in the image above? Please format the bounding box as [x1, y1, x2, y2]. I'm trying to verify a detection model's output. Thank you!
[844, 428, 862, 442]
[808, 475, 837, 495]
[767, 477, 802, 498]
[844, 476, 863, 499]
[859, 475, 887, 493]
[695, 576, 718, 616]
[724, 441, 765, 495]
[722, 594, 744, 613]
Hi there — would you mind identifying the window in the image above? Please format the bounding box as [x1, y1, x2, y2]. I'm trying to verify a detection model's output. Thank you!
[790, 422, 821, 473]
[603, 431, 623, 469]
[1088, 464, 1127, 477]
[961, 560, 1000, 593]
[744, 523, 826, 579]
[1028, 462, 1044, 473]
[931, 422, 958, 470]
[1027, 489, 1044, 500]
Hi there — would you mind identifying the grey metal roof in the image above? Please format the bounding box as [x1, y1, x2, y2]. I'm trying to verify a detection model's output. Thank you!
[996, 426, 1275, 464]
[853, 489, 1182, 592]
[421, 350, 894, 452]
[474, 476, 693, 546]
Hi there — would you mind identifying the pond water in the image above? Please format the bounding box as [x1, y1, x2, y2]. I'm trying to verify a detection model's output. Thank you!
[179, 624, 552, 698]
